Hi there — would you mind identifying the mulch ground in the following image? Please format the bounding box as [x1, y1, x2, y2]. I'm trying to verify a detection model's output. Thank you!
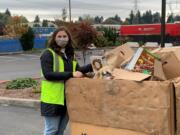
[0, 80, 40, 100]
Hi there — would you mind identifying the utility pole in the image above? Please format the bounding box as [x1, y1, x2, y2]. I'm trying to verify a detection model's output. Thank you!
[133, 0, 138, 24]
[161, 0, 166, 47]
[69, 0, 71, 22]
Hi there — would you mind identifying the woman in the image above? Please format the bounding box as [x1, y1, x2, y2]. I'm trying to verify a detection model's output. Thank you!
[40, 26, 92, 135]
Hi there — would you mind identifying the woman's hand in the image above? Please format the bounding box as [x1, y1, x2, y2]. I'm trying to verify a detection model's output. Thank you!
[73, 71, 83, 78]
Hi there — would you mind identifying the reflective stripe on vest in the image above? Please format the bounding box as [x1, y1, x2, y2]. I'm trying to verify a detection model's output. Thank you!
[41, 48, 77, 105]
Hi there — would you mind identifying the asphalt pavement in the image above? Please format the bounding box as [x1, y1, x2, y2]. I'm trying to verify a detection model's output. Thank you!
[0, 50, 105, 80]
[0, 53, 40, 80]
[0, 105, 70, 135]
[0, 105, 43, 135]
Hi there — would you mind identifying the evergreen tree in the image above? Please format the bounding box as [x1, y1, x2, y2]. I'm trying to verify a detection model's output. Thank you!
[129, 10, 134, 24]
[94, 16, 101, 24]
[34, 15, 40, 23]
[167, 14, 174, 23]
[136, 10, 141, 24]
[94, 16, 104, 24]
[42, 20, 48, 27]
[114, 14, 121, 22]
[152, 12, 161, 23]
[100, 16, 104, 23]
[103, 17, 120, 24]
[78, 16, 83, 22]
[5, 8, 11, 16]
[20, 27, 35, 51]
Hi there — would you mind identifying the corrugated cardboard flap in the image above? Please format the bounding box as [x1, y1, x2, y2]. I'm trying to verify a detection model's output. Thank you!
[112, 68, 151, 81]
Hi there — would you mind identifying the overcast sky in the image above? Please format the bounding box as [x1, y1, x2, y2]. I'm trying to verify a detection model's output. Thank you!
[0, 0, 179, 21]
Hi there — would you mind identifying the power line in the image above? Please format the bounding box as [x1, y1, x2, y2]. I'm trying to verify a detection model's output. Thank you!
[134, 0, 138, 13]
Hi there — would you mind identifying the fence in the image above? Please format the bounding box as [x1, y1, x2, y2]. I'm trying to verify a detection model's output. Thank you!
[0, 37, 47, 53]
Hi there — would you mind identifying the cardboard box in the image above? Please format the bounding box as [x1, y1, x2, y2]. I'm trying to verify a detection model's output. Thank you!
[154, 59, 167, 80]
[104, 45, 134, 68]
[172, 78, 180, 135]
[112, 68, 151, 81]
[153, 47, 180, 79]
[66, 78, 175, 135]
[70, 122, 147, 135]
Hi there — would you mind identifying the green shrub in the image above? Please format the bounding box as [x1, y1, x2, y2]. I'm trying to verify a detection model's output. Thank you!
[94, 36, 114, 47]
[6, 78, 38, 89]
[94, 36, 108, 47]
[97, 27, 119, 46]
[20, 27, 35, 51]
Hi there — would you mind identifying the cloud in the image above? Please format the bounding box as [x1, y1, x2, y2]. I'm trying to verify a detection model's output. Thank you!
[0, 0, 167, 21]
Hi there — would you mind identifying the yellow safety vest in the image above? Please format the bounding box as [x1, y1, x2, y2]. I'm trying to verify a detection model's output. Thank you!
[41, 48, 77, 105]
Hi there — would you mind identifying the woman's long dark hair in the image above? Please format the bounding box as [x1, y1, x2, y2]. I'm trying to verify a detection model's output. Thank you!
[48, 26, 74, 59]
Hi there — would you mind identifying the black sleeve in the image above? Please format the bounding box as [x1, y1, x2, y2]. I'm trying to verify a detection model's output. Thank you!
[40, 50, 73, 81]
[76, 63, 93, 74]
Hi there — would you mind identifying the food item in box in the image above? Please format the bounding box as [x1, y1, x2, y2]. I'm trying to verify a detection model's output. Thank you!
[125, 47, 160, 75]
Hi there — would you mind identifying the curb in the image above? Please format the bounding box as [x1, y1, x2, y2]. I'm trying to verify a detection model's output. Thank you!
[0, 51, 23, 56]
[0, 97, 40, 109]
[0, 80, 9, 84]
[0, 49, 43, 56]
[0, 78, 41, 108]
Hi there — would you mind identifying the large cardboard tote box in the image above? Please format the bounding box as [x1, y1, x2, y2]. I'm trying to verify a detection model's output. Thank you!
[66, 78, 175, 135]
[153, 47, 180, 79]
[70, 122, 147, 135]
[172, 77, 180, 135]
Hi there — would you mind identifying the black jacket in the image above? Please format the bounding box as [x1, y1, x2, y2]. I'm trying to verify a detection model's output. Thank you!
[40, 49, 92, 116]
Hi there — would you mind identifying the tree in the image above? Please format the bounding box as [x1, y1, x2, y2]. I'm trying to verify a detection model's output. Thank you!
[34, 15, 40, 23]
[42, 20, 48, 27]
[152, 12, 161, 23]
[20, 16, 29, 23]
[33, 23, 41, 27]
[129, 10, 134, 24]
[167, 14, 174, 23]
[77, 15, 94, 24]
[5, 8, 11, 16]
[20, 27, 35, 51]
[114, 14, 121, 23]
[6, 16, 28, 36]
[94, 16, 101, 24]
[75, 22, 97, 64]
[103, 14, 122, 24]
[123, 18, 130, 25]
[103, 18, 116, 24]
[62, 8, 67, 22]
[100, 27, 118, 45]
[78, 16, 83, 22]
[135, 10, 141, 24]
[0, 21, 5, 35]
[0, 13, 9, 24]
[141, 10, 153, 24]
[94, 16, 104, 24]
[100, 16, 104, 23]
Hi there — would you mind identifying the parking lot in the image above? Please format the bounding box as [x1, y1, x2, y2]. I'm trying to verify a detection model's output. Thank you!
[0, 53, 40, 80]
[0, 49, 106, 80]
